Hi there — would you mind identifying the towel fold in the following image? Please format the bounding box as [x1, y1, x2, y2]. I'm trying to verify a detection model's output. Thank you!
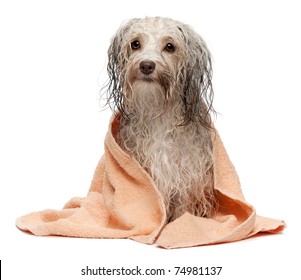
[16, 115, 285, 248]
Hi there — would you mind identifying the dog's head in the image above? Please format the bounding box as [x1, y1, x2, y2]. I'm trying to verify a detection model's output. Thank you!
[104, 17, 215, 127]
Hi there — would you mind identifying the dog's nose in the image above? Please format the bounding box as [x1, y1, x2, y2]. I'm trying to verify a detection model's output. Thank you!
[139, 60, 156, 75]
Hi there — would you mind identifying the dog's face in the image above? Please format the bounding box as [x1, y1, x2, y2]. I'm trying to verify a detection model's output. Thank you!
[116, 19, 186, 99]
[105, 17, 214, 127]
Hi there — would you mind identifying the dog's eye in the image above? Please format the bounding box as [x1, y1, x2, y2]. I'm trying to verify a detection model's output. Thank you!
[165, 43, 175, 52]
[131, 40, 141, 50]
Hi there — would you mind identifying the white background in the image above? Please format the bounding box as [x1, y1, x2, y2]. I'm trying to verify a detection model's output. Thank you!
[0, 0, 300, 279]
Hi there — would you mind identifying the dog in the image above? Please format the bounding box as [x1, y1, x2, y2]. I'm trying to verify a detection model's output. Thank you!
[103, 17, 217, 222]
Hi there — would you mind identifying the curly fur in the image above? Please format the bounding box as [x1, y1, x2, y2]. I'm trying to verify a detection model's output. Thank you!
[102, 17, 217, 222]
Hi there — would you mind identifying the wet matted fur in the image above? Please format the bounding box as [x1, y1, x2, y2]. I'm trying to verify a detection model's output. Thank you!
[102, 17, 217, 222]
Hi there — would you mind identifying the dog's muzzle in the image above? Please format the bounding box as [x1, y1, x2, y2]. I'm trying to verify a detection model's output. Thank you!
[139, 60, 156, 75]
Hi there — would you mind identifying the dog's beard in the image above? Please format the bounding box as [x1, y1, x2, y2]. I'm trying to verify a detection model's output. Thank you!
[123, 79, 175, 120]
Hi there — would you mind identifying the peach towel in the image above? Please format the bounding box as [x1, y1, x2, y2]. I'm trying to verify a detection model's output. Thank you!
[16, 115, 285, 248]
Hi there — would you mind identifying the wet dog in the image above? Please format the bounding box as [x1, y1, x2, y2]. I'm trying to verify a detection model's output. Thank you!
[103, 17, 217, 222]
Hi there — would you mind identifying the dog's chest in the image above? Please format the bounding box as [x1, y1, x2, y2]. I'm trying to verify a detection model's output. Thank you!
[117, 118, 208, 188]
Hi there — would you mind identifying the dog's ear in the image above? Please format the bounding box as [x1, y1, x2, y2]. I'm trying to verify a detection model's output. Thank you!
[177, 25, 215, 128]
[107, 21, 132, 82]
[104, 21, 133, 115]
